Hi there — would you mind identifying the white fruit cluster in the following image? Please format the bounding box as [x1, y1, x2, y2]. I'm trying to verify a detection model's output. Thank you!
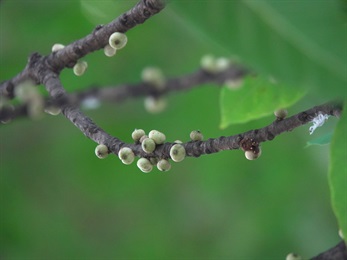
[94, 128, 189, 173]
[141, 66, 167, 114]
[132, 129, 178, 173]
[200, 55, 231, 73]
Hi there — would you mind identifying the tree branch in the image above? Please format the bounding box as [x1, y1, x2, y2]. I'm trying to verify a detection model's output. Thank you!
[0, 1, 344, 258]
[311, 240, 347, 260]
[0, 0, 166, 99]
[0, 63, 247, 122]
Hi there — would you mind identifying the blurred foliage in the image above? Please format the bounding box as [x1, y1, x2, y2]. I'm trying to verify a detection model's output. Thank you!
[0, 0, 345, 259]
[220, 75, 306, 128]
[306, 132, 333, 148]
[171, 0, 347, 98]
[329, 101, 347, 241]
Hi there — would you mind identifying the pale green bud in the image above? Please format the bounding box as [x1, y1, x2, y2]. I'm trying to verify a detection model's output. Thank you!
[109, 32, 128, 50]
[51, 43, 65, 52]
[170, 144, 186, 162]
[141, 138, 156, 153]
[190, 130, 203, 141]
[149, 130, 166, 145]
[73, 61, 88, 76]
[157, 159, 171, 172]
[118, 147, 135, 165]
[137, 158, 153, 173]
[104, 44, 117, 57]
[132, 129, 146, 142]
[200, 54, 217, 73]
[95, 144, 109, 159]
[141, 67, 165, 90]
[144, 96, 167, 114]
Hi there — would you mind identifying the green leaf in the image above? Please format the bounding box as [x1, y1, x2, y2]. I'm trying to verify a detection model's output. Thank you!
[169, 1, 347, 98]
[220, 75, 305, 128]
[329, 99, 347, 240]
[305, 132, 333, 148]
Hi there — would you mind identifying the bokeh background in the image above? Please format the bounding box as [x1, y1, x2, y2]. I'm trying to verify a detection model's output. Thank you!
[0, 1, 343, 259]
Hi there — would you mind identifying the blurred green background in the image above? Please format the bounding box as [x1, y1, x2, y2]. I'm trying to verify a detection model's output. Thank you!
[0, 1, 343, 259]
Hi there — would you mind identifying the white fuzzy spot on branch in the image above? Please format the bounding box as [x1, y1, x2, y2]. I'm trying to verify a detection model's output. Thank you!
[309, 113, 329, 135]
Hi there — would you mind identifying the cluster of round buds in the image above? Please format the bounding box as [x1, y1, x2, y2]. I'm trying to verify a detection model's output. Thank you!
[131, 129, 168, 172]
[285, 253, 302, 260]
[139, 129, 166, 154]
[190, 130, 203, 141]
[274, 108, 288, 120]
[73, 60, 88, 76]
[117, 129, 188, 173]
[95, 144, 109, 159]
[200, 55, 231, 73]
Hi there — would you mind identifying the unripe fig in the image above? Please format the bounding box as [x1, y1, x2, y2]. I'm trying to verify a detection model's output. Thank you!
[170, 144, 186, 162]
[157, 159, 171, 172]
[141, 138, 156, 153]
[118, 147, 135, 165]
[95, 144, 109, 159]
[245, 147, 262, 160]
[137, 158, 153, 173]
[132, 129, 146, 142]
[109, 32, 128, 50]
[190, 130, 203, 141]
[149, 130, 166, 145]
